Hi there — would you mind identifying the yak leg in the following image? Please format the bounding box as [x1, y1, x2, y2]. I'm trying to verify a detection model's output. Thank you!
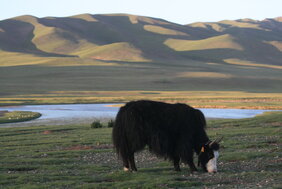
[173, 156, 181, 171]
[184, 148, 198, 172]
[182, 145, 198, 172]
[188, 161, 198, 172]
[128, 152, 137, 171]
[187, 155, 198, 172]
[122, 157, 130, 171]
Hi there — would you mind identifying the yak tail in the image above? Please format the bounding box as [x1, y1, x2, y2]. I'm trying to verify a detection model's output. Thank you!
[112, 107, 129, 158]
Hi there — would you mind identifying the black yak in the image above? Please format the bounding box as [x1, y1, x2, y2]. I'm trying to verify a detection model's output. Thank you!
[112, 100, 222, 173]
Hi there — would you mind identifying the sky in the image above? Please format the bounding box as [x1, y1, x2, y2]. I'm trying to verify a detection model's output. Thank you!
[1, 0, 281, 24]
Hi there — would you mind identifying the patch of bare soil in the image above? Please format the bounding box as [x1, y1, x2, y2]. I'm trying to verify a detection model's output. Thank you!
[42, 130, 52, 135]
[64, 144, 113, 151]
[81, 150, 163, 170]
[180, 157, 281, 188]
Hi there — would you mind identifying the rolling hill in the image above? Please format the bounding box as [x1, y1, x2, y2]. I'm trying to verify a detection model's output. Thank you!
[0, 14, 281, 96]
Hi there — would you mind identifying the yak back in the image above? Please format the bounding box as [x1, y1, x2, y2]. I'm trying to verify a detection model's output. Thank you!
[112, 100, 209, 161]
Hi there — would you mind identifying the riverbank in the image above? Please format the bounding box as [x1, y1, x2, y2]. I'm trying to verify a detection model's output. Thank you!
[0, 111, 41, 124]
[1, 91, 282, 110]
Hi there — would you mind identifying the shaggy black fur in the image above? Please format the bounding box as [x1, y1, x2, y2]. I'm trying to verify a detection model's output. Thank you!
[112, 100, 216, 172]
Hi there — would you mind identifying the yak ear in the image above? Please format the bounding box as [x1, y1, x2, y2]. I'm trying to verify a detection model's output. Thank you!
[201, 146, 205, 153]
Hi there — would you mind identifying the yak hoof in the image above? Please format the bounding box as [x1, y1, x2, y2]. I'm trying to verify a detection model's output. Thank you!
[174, 168, 181, 172]
[190, 168, 198, 173]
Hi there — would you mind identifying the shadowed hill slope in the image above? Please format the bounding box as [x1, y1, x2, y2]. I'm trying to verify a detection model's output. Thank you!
[0, 14, 281, 94]
[1, 14, 281, 64]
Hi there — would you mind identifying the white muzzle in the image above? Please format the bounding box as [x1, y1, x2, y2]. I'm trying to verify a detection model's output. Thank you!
[206, 151, 219, 173]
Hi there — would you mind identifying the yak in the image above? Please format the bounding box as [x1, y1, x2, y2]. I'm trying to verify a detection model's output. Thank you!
[112, 100, 222, 173]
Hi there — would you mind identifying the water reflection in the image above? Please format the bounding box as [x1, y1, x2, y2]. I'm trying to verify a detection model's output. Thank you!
[0, 103, 277, 121]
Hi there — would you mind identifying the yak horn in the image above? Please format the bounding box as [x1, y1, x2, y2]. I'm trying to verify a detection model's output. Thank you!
[209, 136, 223, 146]
[215, 136, 223, 143]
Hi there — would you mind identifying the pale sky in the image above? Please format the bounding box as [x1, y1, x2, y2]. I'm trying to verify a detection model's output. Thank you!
[1, 0, 281, 24]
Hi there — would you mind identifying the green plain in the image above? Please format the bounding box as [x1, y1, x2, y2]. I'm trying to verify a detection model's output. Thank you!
[0, 111, 281, 188]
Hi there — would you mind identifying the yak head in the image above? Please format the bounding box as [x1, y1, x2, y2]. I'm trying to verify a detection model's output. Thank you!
[198, 137, 223, 173]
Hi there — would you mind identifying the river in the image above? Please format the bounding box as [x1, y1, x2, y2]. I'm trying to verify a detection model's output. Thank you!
[0, 103, 278, 127]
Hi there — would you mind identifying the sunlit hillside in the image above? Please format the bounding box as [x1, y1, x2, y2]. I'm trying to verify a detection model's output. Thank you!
[0, 14, 281, 96]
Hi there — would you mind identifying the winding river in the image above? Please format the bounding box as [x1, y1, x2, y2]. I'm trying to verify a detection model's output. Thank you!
[0, 103, 278, 127]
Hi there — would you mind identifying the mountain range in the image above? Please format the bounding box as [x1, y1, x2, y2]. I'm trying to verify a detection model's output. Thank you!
[0, 14, 281, 95]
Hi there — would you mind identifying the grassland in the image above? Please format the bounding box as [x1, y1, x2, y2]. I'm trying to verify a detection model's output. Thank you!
[0, 16, 281, 188]
[0, 111, 41, 124]
[0, 111, 281, 188]
[1, 91, 282, 110]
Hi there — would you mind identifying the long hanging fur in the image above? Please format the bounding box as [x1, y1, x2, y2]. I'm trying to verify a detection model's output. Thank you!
[112, 100, 210, 169]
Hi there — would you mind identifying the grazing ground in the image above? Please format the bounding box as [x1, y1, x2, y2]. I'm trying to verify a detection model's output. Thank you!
[0, 111, 281, 188]
[0, 111, 41, 124]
